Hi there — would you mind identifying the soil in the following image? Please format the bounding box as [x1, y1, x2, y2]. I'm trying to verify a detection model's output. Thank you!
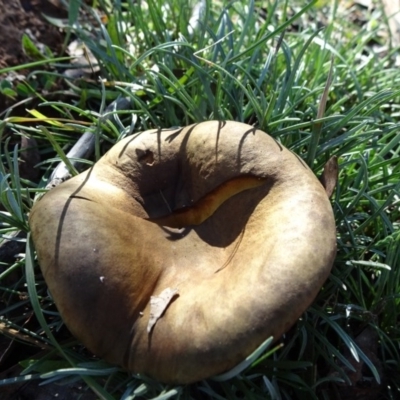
[0, 0, 65, 70]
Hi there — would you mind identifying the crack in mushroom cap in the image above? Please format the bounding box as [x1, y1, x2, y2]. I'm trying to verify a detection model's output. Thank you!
[29, 120, 337, 384]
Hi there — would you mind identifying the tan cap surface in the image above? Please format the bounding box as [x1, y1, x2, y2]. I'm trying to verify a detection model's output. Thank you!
[29, 121, 336, 383]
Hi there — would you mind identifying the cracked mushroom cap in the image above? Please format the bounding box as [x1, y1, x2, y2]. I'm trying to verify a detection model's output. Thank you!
[29, 120, 336, 384]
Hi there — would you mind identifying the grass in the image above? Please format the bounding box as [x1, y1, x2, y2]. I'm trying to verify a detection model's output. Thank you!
[0, 0, 400, 398]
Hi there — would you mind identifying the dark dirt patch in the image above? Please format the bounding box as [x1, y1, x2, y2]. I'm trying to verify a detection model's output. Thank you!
[0, 0, 65, 70]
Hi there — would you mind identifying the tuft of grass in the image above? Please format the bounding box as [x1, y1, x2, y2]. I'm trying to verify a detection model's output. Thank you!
[1, 0, 400, 398]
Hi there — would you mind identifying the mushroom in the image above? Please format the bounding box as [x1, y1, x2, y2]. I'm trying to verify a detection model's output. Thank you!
[29, 120, 337, 384]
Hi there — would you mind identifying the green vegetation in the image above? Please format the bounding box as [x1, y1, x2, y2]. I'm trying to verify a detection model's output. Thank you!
[1, 0, 399, 398]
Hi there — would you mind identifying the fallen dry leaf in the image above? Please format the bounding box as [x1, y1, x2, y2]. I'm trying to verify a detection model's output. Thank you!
[319, 155, 339, 198]
[147, 288, 179, 334]
[381, 0, 400, 47]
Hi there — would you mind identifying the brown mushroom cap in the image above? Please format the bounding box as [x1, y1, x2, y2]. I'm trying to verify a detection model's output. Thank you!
[29, 121, 336, 384]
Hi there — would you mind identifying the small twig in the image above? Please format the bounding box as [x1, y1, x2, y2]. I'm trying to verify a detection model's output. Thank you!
[0, 321, 52, 350]
[45, 97, 132, 190]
